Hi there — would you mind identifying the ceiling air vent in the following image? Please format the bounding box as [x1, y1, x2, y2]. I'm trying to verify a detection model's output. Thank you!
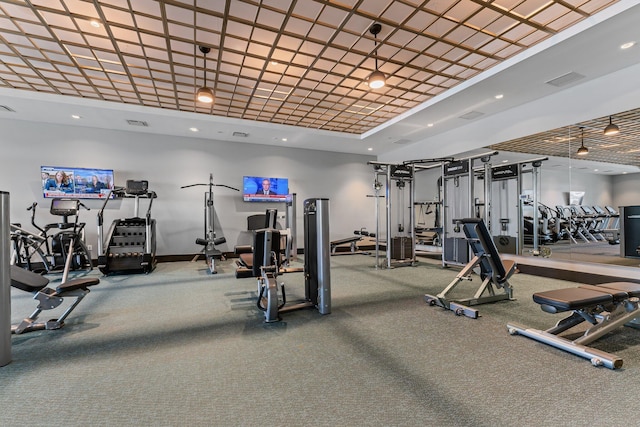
[459, 111, 484, 120]
[233, 131, 249, 137]
[126, 119, 148, 127]
[545, 72, 585, 87]
[392, 139, 411, 145]
[0, 105, 15, 112]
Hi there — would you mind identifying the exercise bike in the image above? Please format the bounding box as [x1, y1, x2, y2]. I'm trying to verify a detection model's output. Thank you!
[11, 198, 93, 274]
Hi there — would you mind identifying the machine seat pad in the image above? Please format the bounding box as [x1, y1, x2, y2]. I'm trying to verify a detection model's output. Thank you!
[597, 282, 640, 298]
[533, 287, 613, 312]
[55, 277, 100, 293]
[500, 259, 516, 279]
[10, 265, 49, 292]
[235, 245, 252, 255]
[238, 253, 253, 268]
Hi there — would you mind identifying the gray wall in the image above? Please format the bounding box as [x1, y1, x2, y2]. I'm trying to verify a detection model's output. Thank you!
[612, 173, 640, 207]
[2, 118, 375, 256]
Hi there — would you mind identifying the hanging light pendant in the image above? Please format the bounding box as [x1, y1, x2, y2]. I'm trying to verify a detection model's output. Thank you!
[196, 45, 214, 104]
[366, 23, 386, 89]
[577, 127, 588, 156]
[603, 116, 619, 135]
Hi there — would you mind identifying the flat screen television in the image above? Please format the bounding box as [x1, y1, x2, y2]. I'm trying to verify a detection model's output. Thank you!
[243, 176, 290, 202]
[41, 166, 115, 199]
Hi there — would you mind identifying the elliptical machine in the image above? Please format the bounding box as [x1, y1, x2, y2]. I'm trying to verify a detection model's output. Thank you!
[180, 173, 239, 274]
[11, 198, 92, 274]
[256, 198, 331, 322]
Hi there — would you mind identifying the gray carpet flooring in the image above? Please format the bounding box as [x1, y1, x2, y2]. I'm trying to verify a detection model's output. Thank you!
[2, 255, 640, 426]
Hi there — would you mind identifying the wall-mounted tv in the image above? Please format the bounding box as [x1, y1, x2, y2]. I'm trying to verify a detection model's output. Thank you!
[243, 176, 290, 202]
[41, 166, 115, 199]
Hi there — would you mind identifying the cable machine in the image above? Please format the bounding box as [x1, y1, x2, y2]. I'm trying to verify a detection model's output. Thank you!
[180, 173, 239, 274]
[408, 159, 451, 254]
[489, 157, 547, 255]
[368, 161, 415, 269]
[441, 151, 497, 267]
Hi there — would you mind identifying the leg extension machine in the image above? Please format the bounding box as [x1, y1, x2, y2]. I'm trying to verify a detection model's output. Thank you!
[256, 198, 331, 322]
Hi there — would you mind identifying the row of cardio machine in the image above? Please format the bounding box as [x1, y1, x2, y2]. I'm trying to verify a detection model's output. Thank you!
[10, 179, 158, 277]
[531, 204, 620, 245]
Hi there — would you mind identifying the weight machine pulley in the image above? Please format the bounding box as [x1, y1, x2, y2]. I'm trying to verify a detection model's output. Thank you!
[181, 173, 239, 274]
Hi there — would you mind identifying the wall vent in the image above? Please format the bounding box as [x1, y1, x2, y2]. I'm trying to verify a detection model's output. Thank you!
[545, 72, 585, 87]
[459, 111, 484, 120]
[233, 131, 249, 137]
[126, 119, 148, 127]
[392, 139, 411, 145]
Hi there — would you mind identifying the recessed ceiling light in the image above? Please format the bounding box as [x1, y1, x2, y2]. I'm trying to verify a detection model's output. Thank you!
[621, 41, 635, 50]
[502, 159, 508, 163]
[90, 20, 101, 28]
[495, 94, 504, 99]
[368, 147, 373, 151]
[71, 114, 81, 119]
[189, 127, 198, 132]
[270, 60, 279, 65]
[594, 169, 598, 172]
[281, 138, 287, 142]
[427, 123, 434, 127]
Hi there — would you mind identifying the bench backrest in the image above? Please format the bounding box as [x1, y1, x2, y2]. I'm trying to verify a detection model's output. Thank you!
[460, 218, 508, 280]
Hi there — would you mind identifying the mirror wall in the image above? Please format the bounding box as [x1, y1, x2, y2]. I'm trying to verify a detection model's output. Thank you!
[487, 107, 640, 266]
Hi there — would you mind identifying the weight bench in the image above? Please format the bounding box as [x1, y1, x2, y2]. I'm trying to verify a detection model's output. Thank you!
[330, 229, 372, 255]
[10, 265, 100, 334]
[424, 218, 516, 318]
[507, 282, 640, 369]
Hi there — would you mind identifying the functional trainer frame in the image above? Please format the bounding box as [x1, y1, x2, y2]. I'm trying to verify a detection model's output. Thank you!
[424, 218, 516, 319]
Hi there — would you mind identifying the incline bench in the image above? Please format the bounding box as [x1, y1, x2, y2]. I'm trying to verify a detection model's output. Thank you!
[424, 218, 516, 319]
[10, 265, 100, 334]
[507, 281, 640, 369]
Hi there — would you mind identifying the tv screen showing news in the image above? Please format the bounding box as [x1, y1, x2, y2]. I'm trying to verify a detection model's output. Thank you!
[41, 166, 115, 199]
[243, 176, 290, 202]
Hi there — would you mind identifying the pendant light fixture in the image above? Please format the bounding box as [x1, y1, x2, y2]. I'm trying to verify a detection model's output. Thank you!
[196, 45, 214, 104]
[366, 23, 386, 89]
[603, 116, 619, 135]
[577, 127, 588, 156]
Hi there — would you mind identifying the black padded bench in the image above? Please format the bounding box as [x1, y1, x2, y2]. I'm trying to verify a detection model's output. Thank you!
[330, 236, 361, 254]
[508, 281, 640, 369]
[330, 230, 371, 255]
[10, 265, 100, 334]
[425, 218, 516, 318]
